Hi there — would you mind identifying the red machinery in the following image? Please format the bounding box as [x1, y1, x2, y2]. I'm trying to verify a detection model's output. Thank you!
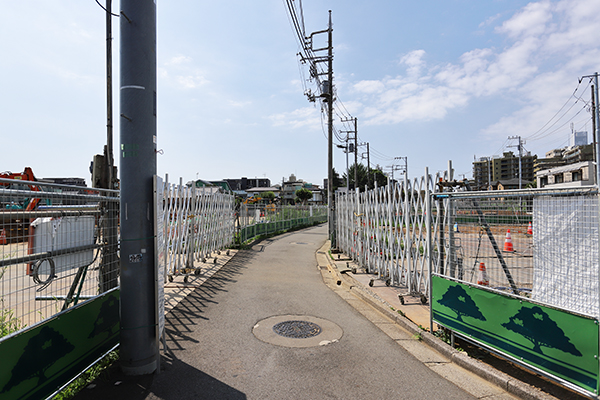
[0, 167, 42, 211]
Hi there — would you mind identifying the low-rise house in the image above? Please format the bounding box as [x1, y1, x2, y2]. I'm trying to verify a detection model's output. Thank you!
[536, 161, 595, 188]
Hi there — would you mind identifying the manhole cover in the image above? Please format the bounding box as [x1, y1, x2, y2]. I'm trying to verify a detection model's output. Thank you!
[273, 320, 322, 339]
[253, 315, 343, 348]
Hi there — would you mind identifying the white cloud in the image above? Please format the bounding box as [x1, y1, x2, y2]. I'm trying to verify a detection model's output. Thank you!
[176, 74, 209, 89]
[496, 1, 553, 39]
[353, 80, 385, 94]
[160, 55, 209, 89]
[347, 0, 600, 141]
[400, 50, 426, 76]
[479, 13, 501, 29]
[229, 100, 252, 107]
[268, 106, 321, 130]
[166, 55, 193, 66]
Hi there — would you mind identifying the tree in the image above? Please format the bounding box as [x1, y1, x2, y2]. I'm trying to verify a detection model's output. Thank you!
[502, 306, 582, 356]
[437, 284, 486, 323]
[2, 326, 75, 393]
[331, 168, 343, 192]
[261, 191, 275, 203]
[295, 188, 313, 205]
[342, 163, 388, 192]
[371, 167, 388, 189]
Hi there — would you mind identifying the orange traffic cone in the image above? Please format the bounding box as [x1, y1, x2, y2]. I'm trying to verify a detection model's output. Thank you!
[503, 229, 514, 252]
[527, 222, 533, 235]
[0, 229, 6, 245]
[477, 262, 489, 286]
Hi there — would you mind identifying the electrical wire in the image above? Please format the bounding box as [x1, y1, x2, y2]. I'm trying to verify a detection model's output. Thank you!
[95, 0, 119, 17]
[527, 102, 589, 142]
[525, 80, 591, 141]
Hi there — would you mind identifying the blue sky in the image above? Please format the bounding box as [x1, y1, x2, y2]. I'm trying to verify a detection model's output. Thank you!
[2, 1, 600, 186]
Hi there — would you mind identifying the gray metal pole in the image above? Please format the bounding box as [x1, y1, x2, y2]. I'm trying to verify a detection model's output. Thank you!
[119, 0, 158, 375]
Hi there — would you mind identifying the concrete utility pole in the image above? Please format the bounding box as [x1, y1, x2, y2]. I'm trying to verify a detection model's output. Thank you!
[120, 0, 158, 375]
[366, 143, 371, 188]
[105, 0, 114, 185]
[297, 10, 334, 243]
[488, 157, 491, 189]
[336, 140, 349, 189]
[582, 73, 600, 187]
[326, 10, 335, 245]
[354, 118, 358, 189]
[341, 117, 358, 189]
[99, 0, 119, 294]
[592, 85, 598, 179]
[508, 136, 524, 189]
[594, 72, 600, 187]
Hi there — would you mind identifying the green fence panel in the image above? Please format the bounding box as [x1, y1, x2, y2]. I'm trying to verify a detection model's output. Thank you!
[432, 275, 599, 395]
[239, 209, 326, 244]
[0, 290, 120, 400]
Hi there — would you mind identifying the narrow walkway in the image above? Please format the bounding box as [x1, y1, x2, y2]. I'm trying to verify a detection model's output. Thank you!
[79, 225, 510, 399]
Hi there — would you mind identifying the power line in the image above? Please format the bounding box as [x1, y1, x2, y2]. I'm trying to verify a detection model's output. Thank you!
[527, 103, 589, 142]
[525, 80, 591, 141]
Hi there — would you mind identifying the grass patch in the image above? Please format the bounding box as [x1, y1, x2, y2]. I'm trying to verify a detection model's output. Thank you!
[52, 350, 119, 399]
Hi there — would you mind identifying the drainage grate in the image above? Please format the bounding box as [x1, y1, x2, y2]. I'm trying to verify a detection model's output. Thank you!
[272, 320, 322, 339]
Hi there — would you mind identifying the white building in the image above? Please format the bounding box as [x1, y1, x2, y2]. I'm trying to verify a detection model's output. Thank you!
[570, 131, 588, 147]
[536, 161, 595, 188]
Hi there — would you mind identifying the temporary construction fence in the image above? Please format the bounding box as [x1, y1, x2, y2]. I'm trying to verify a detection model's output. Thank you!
[336, 171, 445, 297]
[0, 173, 325, 399]
[237, 203, 328, 244]
[432, 187, 599, 397]
[0, 178, 119, 400]
[337, 174, 600, 397]
[160, 177, 235, 282]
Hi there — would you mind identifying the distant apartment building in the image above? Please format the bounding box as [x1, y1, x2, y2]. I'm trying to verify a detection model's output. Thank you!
[534, 144, 594, 175]
[537, 161, 595, 188]
[570, 130, 588, 147]
[225, 177, 270, 191]
[282, 174, 323, 204]
[40, 177, 86, 187]
[535, 143, 596, 188]
[472, 151, 536, 190]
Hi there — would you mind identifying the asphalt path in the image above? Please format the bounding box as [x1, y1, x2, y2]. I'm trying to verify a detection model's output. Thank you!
[79, 224, 475, 399]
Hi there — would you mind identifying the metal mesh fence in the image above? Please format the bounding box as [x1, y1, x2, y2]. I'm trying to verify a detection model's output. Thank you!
[0, 178, 119, 336]
[440, 187, 598, 317]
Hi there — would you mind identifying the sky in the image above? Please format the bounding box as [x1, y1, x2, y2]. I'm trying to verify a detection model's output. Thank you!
[2, 0, 600, 187]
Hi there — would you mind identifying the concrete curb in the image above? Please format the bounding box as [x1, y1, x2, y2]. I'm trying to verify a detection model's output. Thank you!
[318, 242, 559, 400]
